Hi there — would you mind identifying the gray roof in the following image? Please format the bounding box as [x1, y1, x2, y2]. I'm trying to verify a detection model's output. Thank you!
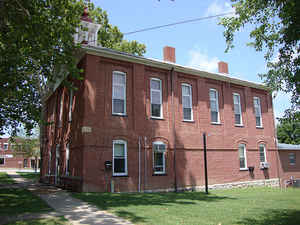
[278, 143, 300, 150]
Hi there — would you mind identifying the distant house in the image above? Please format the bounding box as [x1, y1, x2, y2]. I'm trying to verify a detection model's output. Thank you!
[0, 137, 39, 169]
[277, 143, 300, 186]
[40, 10, 286, 192]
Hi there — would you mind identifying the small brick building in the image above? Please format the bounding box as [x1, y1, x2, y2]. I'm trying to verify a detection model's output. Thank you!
[0, 137, 38, 169]
[40, 39, 286, 192]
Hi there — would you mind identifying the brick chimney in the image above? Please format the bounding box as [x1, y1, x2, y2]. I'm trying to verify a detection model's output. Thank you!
[218, 61, 229, 74]
[163, 46, 176, 63]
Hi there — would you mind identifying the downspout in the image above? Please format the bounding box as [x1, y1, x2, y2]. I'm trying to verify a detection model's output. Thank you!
[171, 67, 177, 192]
[138, 136, 141, 192]
[144, 136, 147, 191]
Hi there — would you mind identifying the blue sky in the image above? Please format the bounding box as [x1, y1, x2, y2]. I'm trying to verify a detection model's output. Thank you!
[94, 0, 291, 121]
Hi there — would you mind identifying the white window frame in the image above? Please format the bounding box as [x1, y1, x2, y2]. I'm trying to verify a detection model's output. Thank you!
[259, 144, 267, 163]
[209, 89, 220, 124]
[0, 157, 5, 165]
[3, 143, 8, 151]
[112, 71, 126, 116]
[112, 140, 128, 176]
[68, 89, 73, 122]
[233, 93, 243, 126]
[253, 97, 263, 128]
[239, 144, 247, 170]
[150, 78, 163, 119]
[153, 141, 166, 174]
[289, 153, 296, 165]
[182, 83, 193, 121]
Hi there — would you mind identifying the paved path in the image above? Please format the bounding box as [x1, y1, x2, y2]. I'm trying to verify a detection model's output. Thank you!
[4, 171, 133, 225]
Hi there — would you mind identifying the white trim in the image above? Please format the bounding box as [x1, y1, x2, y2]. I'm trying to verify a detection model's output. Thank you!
[182, 83, 193, 121]
[66, 144, 70, 175]
[150, 78, 163, 119]
[259, 144, 267, 163]
[253, 97, 263, 128]
[112, 71, 127, 116]
[112, 140, 128, 176]
[233, 93, 243, 126]
[153, 141, 166, 174]
[239, 144, 247, 170]
[59, 93, 64, 124]
[209, 89, 220, 123]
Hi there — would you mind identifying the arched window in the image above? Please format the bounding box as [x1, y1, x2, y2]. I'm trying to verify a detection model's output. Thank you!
[153, 141, 166, 174]
[113, 140, 127, 176]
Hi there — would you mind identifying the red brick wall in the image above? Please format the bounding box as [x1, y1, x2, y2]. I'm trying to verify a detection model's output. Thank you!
[278, 150, 300, 185]
[42, 53, 279, 192]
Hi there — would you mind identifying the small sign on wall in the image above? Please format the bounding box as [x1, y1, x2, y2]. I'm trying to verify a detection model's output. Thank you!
[81, 126, 92, 133]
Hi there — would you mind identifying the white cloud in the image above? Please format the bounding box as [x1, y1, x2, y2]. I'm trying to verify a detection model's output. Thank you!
[187, 49, 219, 72]
[205, 1, 235, 17]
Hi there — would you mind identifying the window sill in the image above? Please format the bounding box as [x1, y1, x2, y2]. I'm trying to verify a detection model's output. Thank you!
[150, 117, 164, 120]
[256, 126, 264, 129]
[112, 175, 128, 177]
[211, 122, 221, 125]
[182, 120, 195, 123]
[112, 114, 127, 117]
[235, 124, 244, 127]
[152, 173, 167, 176]
[240, 168, 248, 171]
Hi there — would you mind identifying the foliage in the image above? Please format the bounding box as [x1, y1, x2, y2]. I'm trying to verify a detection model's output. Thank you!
[0, 188, 51, 216]
[10, 137, 40, 159]
[220, 0, 299, 110]
[277, 110, 300, 144]
[0, 0, 146, 135]
[73, 187, 300, 225]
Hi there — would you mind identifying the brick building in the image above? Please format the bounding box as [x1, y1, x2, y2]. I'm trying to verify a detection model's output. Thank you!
[0, 137, 38, 169]
[41, 39, 285, 192]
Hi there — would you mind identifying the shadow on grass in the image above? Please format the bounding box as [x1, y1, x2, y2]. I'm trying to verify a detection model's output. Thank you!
[16, 172, 40, 182]
[115, 210, 146, 224]
[238, 209, 300, 225]
[5, 216, 68, 225]
[73, 191, 235, 210]
[0, 172, 15, 185]
[0, 188, 51, 216]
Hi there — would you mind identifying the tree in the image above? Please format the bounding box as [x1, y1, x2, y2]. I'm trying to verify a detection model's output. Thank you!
[220, 0, 299, 113]
[10, 137, 40, 172]
[277, 120, 300, 145]
[0, 0, 146, 136]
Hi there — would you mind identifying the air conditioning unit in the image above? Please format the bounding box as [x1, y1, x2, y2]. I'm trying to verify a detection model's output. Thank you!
[260, 162, 270, 169]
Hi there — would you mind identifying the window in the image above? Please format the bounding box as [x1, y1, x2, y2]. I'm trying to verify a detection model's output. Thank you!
[238, 144, 247, 170]
[23, 159, 28, 168]
[153, 141, 166, 174]
[59, 93, 64, 125]
[182, 84, 193, 121]
[253, 97, 262, 127]
[3, 143, 8, 150]
[0, 157, 4, 165]
[233, 93, 242, 125]
[66, 144, 70, 175]
[151, 78, 163, 118]
[113, 140, 127, 176]
[68, 89, 73, 122]
[289, 153, 296, 165]
[259, 144, 266, 163]
[48, 151, 52, 175]
[209, 89, 219, 123]
[112, 71, 126, 115]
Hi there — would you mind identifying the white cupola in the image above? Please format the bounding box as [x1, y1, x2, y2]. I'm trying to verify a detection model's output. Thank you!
[74, 7, 101, 47]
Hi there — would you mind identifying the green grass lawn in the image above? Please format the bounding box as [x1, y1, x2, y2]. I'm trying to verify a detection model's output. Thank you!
[0, 188, 51, 216]
[0, 172, 15, 184]
[17, 172, 40, 182]
[6, 217, 70, 225]
[73, 187, 300, 225]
